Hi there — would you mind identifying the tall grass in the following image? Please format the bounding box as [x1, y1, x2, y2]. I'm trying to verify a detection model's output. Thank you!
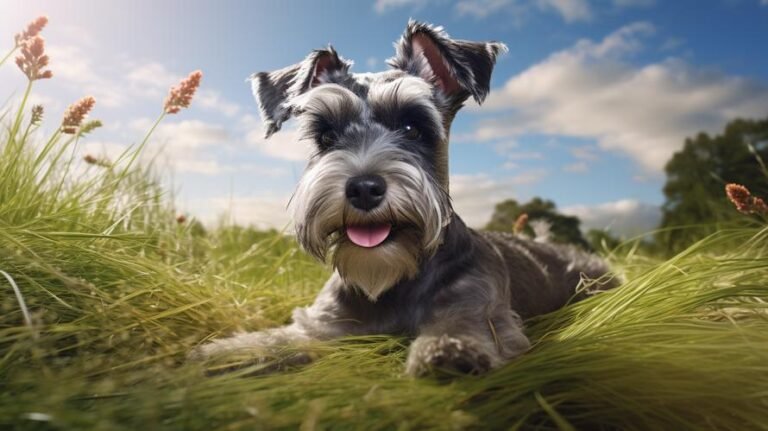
[2, 16, 768, 431]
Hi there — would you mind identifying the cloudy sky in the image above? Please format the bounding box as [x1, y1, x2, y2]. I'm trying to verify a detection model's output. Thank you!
[2, 0, 767, 236]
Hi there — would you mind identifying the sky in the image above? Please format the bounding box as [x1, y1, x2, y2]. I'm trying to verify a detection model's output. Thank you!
[2, 0, 767, 236]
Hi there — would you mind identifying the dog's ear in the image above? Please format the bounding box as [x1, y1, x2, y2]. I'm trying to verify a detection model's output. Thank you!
[250, 46, 352, 138]
[388, 20, 507, 105]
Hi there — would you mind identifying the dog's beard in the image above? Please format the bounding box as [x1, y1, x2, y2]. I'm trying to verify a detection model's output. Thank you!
[333, 227, 422, 300]
[291, 144, 452, 301]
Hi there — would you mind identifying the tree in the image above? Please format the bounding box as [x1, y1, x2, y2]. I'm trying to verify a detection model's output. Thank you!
[485, 197, 591, 249]
[658, 117, 768, 254]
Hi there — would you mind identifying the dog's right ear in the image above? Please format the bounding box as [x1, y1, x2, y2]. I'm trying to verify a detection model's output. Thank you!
[389, 20, 507, 107]
[250, 47, 352, 138]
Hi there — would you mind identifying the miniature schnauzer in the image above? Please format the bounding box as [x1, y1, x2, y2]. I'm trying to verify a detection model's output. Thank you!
[192, 21, 616, 376]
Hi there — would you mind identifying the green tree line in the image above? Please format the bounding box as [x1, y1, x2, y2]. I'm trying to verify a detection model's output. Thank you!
[484, 117, 768, 254]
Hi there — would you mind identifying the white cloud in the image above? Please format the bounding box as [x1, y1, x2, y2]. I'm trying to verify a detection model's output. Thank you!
[125, 64, 243, 117]
[196, 89, 242, 118]
[562, 199, 661, 236]
[154, 120, 232, 174]
[450, 171, 546, 227]
[149, 120, 230, 150]
[761, 0, 768, 6]
[456, 0, 518, 18]
[377, 0, 596, 22]
[504, 151, 544, 160]
[660, 37, 684, 52]
[536, 0, 592, 22]
[42, 43, 242, 120]
[475, 22, 768, 172]
[27, 92, 63, 113]
[46, 44, 128, 108]
[493, 140, 545, 168]
[451, 174, 512, 227]
[124, 119, 235, 175]
[125, 62, 177, 100]
[374, 0, 433, 13]
[236, 164, 291, 178]
[192, 195, 293, 230]
[79, 140, 129, 161]
[246, 124, 313, 163]
[509, 168, 549, 184]
[563, 161, 589, 173]
[570, 145, 599, 160]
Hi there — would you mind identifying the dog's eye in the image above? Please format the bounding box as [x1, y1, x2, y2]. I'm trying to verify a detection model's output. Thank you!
[402, 124, 421, 140]
[319, 130, 336, 148]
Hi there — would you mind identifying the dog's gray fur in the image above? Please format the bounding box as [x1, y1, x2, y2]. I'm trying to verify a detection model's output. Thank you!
[192, 21, 617, 376]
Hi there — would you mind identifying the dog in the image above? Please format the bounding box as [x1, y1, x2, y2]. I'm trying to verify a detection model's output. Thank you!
[191, 20, 617, 376]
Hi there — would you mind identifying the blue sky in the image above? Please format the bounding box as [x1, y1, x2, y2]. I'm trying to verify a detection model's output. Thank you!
[2, 0, 767, 236]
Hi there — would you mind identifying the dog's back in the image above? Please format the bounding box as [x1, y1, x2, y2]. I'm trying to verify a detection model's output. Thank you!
[481, 230, 618, 319]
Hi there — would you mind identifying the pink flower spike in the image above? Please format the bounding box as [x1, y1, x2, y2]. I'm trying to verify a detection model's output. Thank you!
[15, 36, 53, 81]
[61, 96, 96, 134]
[725, 183, 768, 215]
[513, 213, 528, 235]
[164, 70, 203, 114]
[14, 16, 48, 47]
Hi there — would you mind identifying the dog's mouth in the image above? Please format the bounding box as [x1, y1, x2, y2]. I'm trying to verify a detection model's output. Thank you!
[345, 223, 392, 248]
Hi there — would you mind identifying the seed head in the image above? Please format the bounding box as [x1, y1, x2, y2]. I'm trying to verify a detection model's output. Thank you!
[84, 154, 111, 168]
[30, 105, 44, 126]
[164, 70, 202, 114]
[61, 96, 96, 134]
[14, 16, 48, 47]
[15, 36, 53, 81]
[725, 183, 768, 215]
[79, 120, 103, 136]
[513, 213, 528, 235]
[176, 214, 187, 224]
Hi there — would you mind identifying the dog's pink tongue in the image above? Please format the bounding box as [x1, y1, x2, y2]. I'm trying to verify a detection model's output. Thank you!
[346, 224, 392, 248]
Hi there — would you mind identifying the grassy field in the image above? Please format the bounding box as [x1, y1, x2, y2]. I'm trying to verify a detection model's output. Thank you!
[3, 29, 768, 431]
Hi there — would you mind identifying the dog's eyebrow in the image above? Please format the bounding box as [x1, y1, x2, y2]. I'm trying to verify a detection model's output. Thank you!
[368, 76, 435, 111]
[293, 84, 364, 127]
[368, 77, 443, 133]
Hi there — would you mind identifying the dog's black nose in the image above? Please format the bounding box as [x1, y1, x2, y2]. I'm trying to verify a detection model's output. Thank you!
[346, 175, 387, 211]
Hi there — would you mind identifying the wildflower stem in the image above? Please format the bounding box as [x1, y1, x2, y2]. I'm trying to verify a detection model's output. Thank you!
[21, 109, 41, 143]
[747, 142, 768, 181]
[49, 135, 82, 201]
[10, 80, 33, 144]
[33, 129, 63, 169]
[117, 111, 166, 183]
[0, 47, 18, 68]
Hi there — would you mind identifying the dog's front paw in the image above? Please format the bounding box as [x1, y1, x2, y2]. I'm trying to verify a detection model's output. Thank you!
[187, 327, 317, 376]
[405, 335, 498, 377]
[187, 331, 280, 365]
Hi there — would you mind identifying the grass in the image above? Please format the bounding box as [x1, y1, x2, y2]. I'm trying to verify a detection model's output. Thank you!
[2, 38, 768, 431]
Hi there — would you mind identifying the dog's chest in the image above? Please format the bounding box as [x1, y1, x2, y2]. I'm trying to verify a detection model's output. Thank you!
[331, 222, 482, 335]
[334, 276, 439, 335]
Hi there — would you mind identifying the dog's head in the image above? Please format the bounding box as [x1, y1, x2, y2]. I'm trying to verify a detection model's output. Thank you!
[250, 21, 506, 300]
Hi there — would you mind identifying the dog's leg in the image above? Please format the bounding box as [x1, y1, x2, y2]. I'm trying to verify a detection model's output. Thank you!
[189, 275, 349, 364]
[405, 305, 530, 377]
[188, 322, 313, 362]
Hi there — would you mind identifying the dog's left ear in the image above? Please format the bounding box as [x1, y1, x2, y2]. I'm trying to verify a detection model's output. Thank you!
[388, 20, 507, 105]
[250, 46, 352, 138]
